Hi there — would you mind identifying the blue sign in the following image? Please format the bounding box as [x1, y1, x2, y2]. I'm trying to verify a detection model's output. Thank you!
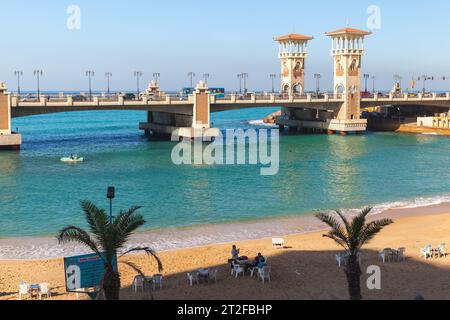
[64, 252, 118, 292]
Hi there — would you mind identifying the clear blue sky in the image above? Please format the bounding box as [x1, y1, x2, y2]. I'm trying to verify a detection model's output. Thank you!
[0, 0, 449, 92]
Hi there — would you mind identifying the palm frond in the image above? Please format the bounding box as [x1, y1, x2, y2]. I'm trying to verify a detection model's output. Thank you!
[120, 261, 146, 277]
[121, 247, 163, 272]
[335, 210, 352, 233]
[350, 207, 372, 239]
[81, 200, 109, 240]
[359, 218, 394, 248]
[57, 226, 103, 262]
[323, 234, 349, 251]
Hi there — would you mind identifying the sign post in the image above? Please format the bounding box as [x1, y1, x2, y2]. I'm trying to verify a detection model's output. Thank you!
[64, 252, 118, 300]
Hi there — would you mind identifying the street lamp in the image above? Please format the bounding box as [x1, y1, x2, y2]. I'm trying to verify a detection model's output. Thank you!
[363, 74, 370, 93]
[269, 74, 276, 93]
[134, 71, 143, 97]
[14, 71, 23, 95]
[203, 73, 210, 85]
[241, 73, 249, 93]
[394, 74, 403, 89]
[371, 76, 377, 94]
[105, 72, 112, 96]
[153, 73, 161, 85]
[419, 75, 434, 93]
[237, 74, 243, 94]
[86, 70, 95, 100]
[314, 74, 322, 94]
[188, 72, 196, 89]
[107, 186, 115, 223]
[33, 70, 43, 98]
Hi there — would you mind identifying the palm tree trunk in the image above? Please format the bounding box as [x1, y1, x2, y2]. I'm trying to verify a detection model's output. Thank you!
[345, 254, 362, 300]
[102, 264, 121, 300]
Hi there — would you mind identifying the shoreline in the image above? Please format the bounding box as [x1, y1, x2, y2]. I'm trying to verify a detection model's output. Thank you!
[2, 197, 450, 261]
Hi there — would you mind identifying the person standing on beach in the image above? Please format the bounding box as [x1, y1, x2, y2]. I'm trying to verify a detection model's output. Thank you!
[231, 245, 240, 260]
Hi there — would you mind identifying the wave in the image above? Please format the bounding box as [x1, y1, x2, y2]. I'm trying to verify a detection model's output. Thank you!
[247, 120, 278, 127]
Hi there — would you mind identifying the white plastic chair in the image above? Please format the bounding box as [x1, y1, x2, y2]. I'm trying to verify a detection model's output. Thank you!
[18, 283, 29, 300]
[336, 253, 347, 267]
[187, 273, 199, 286]
[258, 266, 271, 284]
[133, 276, 145, 293]
[250, 267, 259, 278]
[272, 238, 285, 248]
[39, 283, 52, 300]
[209, 269, 218, 283]
[231, 263, 245, 278]
[152, 274, 163, 290]
[421, 245, 433, 260]
[437, 244, 447, 258]
[397, 248, 406, 262]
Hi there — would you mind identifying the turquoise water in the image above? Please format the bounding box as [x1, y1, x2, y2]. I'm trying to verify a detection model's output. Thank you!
[1, 108, 450, 238]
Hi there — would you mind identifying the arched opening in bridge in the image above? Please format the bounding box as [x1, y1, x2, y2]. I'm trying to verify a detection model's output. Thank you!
[282, 84, 290, 96]
[293, 83, 303, 96]
[335, 84, 345, 95]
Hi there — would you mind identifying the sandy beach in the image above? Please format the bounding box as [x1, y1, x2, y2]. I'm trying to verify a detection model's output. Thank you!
[1, 207, 450, 300]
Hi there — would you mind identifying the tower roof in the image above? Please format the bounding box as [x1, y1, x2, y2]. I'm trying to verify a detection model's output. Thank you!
[325, 27, 372, 37]
[274, 33, 314, 42]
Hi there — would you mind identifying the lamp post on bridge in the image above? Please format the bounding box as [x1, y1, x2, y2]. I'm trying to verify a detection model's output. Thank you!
[105, 72, 112, 96]
[237, 73, 243, 94]
[203, 73, 210, 85]
[241, 73, 249, 94]
[270, 74, 276, 94]
[153, 73, 161, 86]
[14, 71, 23, 95]
[314, 74, 322, 94]
[363, 74, 370, 93]
[134, 71, 143, 98]
[419, 75, 434, 93]
[86, 71, 95, 101]
[371, 76, 377, 94]
[188, 72, 196, 89]
[33, 70, 43, 98]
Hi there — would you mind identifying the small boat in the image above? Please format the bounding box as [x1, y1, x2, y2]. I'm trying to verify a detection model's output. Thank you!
[61, 156, 84, 163]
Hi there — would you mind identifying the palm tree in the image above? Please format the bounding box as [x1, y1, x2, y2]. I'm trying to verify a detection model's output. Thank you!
[57, 201, 163, 300]
[316, 207, 393, 300]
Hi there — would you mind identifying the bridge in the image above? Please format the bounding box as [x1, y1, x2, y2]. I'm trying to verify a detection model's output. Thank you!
[1, 27, 450, 150]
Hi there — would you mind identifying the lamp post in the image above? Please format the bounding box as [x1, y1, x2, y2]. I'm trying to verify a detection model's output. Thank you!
[241, 73, 249, 94]
[363, 74, 370, 93]
[419, 75, 433, 93]
[153, 73, 160, 86]
[134, 71, 142, 98]
[270, 74, 276, 93]
[14, 71, 23, 95]
[33, 70, 43, 98]
[371, 76, 377, 94]
[107, 187, 115, 223]
[237, 73, 243, 94]
[314, 74, 322, 94]
[203, 73, 210, 85]
[105, 72, 112, 96]
[86, 71, 94, 100]
[188, 72, 196, 89]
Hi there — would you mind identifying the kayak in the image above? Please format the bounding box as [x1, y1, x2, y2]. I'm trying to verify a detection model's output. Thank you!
[61, 157, 84, 163]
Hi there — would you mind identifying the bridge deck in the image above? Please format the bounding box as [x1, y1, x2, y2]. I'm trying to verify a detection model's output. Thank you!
[10, 92, 450, 118]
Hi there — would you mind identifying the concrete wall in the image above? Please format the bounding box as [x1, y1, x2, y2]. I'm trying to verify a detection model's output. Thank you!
[0, 93, 11, 134]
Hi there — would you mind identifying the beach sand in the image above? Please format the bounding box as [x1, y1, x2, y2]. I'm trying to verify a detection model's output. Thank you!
[1, 211, 450, 300]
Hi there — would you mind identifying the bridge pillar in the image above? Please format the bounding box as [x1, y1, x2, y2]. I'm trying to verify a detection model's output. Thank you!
[139, 81, 219, 141]
[0, 82, 22, 151]
[326, 27, 371, 133]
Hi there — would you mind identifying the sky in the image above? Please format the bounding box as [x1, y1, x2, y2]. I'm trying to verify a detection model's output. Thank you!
[0, 0, 449, 92]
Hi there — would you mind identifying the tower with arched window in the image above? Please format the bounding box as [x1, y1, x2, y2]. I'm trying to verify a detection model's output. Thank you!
[274, 34, 314, 96]
[326, 28, 371, 126]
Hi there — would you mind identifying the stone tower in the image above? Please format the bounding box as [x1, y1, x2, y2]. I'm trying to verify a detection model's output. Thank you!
[274, 34, 314, 96]
[326, 28, 371, 127]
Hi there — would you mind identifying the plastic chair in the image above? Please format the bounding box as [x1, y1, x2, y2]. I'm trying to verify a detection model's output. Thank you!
[258, 266, 271, 284]
[18, 283, 29, 300]
[187, 273, 199, 286]
[421, 245, 432, 260]
[39, 283, 52, 299]
[153, 274, 163, 290]
[133, 276, 145, 293]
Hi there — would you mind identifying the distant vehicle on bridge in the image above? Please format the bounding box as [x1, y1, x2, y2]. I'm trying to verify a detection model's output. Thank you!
[123, 93, 136, 101]
[181, 87, 225, 98]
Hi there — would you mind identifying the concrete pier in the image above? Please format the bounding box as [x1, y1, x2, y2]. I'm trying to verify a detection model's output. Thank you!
[0, 82, 22, 151]
[139, 81, 220, 141]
